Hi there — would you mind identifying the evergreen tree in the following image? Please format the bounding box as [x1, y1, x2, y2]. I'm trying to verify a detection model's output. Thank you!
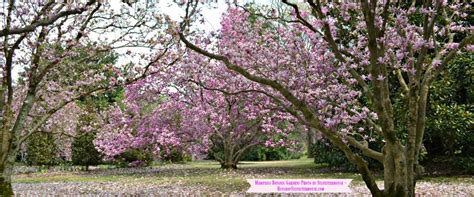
[72, 114, 102, 170]
[26, 132, 59, 167]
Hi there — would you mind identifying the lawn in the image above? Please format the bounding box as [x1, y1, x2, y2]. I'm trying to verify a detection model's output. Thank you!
[12, 158, 474, 195]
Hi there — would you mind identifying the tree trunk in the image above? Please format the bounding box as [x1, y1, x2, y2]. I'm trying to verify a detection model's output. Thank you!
[1, 126, 15, 196]
[0, 91, 36, 196]
[382, 142, 411, 197]
[307, 129, 315, 158]
[0, 178, 13, 196]
[220, 162, 237, 169]
[0, 162, 14, 196]
[219, 144, 238, 169]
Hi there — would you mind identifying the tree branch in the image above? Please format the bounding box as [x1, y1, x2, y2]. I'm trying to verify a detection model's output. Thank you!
[346, 136, 383, 163]
[0, 0, 97, 37]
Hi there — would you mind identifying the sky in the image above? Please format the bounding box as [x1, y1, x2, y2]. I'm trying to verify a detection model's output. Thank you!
[108, 0, 230, 67]
[111, 0, 277, 32]
[109, 0, 276, 67]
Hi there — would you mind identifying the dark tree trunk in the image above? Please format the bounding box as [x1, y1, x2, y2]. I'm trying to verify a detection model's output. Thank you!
[220, 162, 237, 169]
[0, 177, 13, 196]
[0, 163, 13, 196]
[307, 129, 315, 158]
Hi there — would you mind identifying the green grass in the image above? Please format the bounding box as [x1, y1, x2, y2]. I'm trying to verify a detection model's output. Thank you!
[239, 158, 316, 168]
[12, 158, 473, 192]
[420, 176, 474, 183]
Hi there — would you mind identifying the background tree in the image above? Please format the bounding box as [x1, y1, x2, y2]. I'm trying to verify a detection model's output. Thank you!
[0, 1, 169, 194]
[70, 46, 121, 171]
[185, 59, 297, 168]
[71, 113, 102, 171]
[25, 132, 59, 168]
[310, 137, 383, 172]
[95, 50, 298, 169]
[423, 52, 473, 173]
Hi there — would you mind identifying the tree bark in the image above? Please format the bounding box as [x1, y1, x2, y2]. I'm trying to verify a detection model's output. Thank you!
[307, 129, 315, 158]
[218, 135, 239, 169]
[214, 135, 256, 170]
[218, 145, 238, 169]
[0, 178, 13, 196]
[0, 158, 14, 196]
[220, 162, 237, 169]
[383, 142, 410, 197]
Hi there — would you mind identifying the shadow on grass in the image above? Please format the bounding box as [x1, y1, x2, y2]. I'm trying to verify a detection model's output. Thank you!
[13, 158, 365, 191]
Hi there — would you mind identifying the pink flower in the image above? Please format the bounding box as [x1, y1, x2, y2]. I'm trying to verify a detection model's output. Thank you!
[445, 43, 459, 49]
[376, 75, 385, 81]
[465, 45, 474, 52]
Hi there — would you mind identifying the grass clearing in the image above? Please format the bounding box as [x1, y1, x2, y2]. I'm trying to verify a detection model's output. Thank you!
[12, 158, 473, 193]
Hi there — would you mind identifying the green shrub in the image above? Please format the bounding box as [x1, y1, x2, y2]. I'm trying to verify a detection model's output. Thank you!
[26, 132, 61, 167]
[311, 138, 383, 172]
[72, 132, 102, 170]
[425, 53, 473, 157]
[453, 157, 474, 174]
[311, 140, 355, 171]
[239, 146, 266, 161]
[114, 149, 153, 167]
[239, 145, 303, 161]
[160, 148, 192, 163]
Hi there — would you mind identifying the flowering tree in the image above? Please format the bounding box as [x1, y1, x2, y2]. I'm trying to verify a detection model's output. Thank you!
[94, 90, 210, 163]
[0, 1, 168, 194]
[182, 53, 297, 169]
[178, 1, 473, 196]
[198, 88, 295, 169]
[95, 50, 297, 169]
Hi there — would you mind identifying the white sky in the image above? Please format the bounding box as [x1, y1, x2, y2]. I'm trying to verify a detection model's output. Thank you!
[110, 0, 275, 67]
[109, 0, 231, 67]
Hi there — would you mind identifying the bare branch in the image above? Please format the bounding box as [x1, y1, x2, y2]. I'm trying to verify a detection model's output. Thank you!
[0, 0, 98, 37]
[346, 136, 383, 163]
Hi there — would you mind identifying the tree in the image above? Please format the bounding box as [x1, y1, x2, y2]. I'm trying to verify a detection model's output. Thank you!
[70, 45, 121, 171]
[71, 114, 102, 171]
[25, 131, 59, 167]
[422, 52, 473, 173]
[183, 57, 297, 169]
[94, 90, 210, 163]
[95, 50, 298, 169]
[0, 2, 104, 193]
[178, 1, 473, 196]
[0, 1, 168, 194]
[194, 84, 295, 169]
